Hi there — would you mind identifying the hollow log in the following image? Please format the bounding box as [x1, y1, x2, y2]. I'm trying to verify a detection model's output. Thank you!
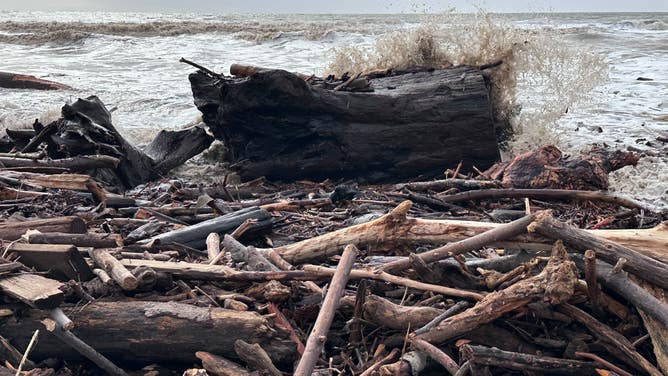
[0, 301, 295, 365]
[189, 65, 503, 182]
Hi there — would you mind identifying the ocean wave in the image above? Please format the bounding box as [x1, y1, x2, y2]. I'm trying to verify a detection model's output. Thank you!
[325, 12, 609, 154]
[616, 19, 668, 31]
[0, 20, 378, 45]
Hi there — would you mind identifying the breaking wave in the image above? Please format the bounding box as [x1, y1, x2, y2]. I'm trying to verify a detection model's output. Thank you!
[615, 19, 668, 31]
[325, 12, 609, 154]
[0, 19, 387, 45]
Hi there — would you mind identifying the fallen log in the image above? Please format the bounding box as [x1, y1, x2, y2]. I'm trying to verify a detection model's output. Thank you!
[0, 301, 295, 365]
[19, 96, 213, 190]
[142, 206, 272, 248]
[189, 65, 504, 182]
[23, 231, 123, 248]
[0, 71, 72, 90]
[0, 216, 87, 241]
[0, 155, 119, 171]
[261, 201, 667, 264]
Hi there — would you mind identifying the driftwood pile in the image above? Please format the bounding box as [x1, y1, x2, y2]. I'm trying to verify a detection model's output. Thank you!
[1, 129, 667, 375]
[1, 62, 667, 375]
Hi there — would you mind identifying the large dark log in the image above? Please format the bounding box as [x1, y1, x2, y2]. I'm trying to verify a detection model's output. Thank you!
[0, 301, 295, 365]
[189, 65, 502, 182]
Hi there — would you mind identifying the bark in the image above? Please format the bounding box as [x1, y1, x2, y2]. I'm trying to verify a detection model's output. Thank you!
[189, 66, 502, 182]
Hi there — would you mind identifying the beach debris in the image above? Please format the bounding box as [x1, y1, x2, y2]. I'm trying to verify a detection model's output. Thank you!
[1, 65, 667, 376]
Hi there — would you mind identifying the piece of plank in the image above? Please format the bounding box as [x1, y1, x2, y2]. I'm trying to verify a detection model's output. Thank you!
[0, 273, 64, 309]
[6, 243, 94, 281]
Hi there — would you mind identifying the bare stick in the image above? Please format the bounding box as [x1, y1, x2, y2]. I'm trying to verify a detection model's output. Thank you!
[302, 265, 483, 301]
[412, 338, 460, 375]
[575, 352, 633, 376]
[179, 57, 223, 78]
[416, 241, 578, 344]
[41, 318, 128, 376]
[558, 303, 662, 376]
[49, 308, 74, 330]
[413, 301, 470, 336]
[437, 188, 647, 210]
[584, 250, 600, 309]
[15, 329, 38, 376]
[234, 340, 282, 376]
[529, 211, 668, 289]
[381, 213, 536, 273]
[359, 348, 400, 376]
[293, 245, 358, 376]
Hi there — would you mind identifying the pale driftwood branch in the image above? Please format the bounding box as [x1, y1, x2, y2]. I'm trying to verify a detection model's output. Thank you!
[293, 245, 358, 376]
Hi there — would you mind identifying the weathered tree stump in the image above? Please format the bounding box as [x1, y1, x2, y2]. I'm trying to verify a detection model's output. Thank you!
[189, 65, 504, 182]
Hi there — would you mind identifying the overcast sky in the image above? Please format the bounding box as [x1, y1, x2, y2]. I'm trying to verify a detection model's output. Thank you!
[3, 0, 668, 13]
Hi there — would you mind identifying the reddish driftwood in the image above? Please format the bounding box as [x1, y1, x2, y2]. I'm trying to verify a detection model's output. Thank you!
[0, 71, 72, 90]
